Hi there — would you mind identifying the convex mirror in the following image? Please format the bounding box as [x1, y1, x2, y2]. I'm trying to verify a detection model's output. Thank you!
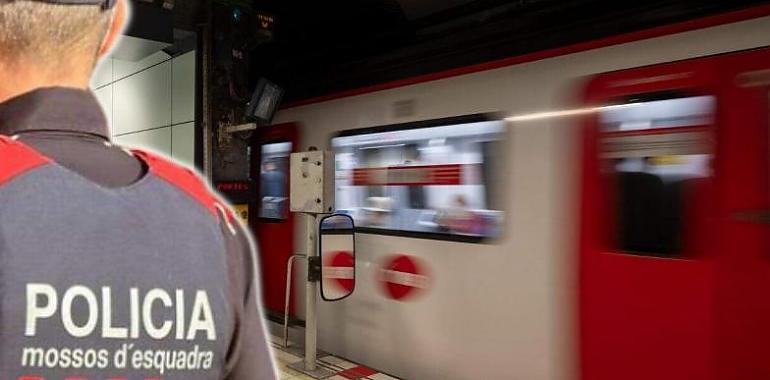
[318, 214, 356, 301]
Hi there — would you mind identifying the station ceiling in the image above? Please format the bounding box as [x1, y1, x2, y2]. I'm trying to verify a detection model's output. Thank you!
[172, 0, 770, 103]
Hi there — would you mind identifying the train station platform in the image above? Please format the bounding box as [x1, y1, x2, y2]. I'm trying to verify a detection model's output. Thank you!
[270, 335, 401, 380]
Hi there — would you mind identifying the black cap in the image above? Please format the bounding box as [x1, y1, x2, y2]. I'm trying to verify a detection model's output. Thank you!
[14, 0, 116, 9]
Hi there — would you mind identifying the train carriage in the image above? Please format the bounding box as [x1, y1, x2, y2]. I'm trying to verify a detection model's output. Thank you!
[248, 9, 770, 380]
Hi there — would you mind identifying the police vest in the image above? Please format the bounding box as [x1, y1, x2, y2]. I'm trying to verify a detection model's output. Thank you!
[0, 135, 236, 379]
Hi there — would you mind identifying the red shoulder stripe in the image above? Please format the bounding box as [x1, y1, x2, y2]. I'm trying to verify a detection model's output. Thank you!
[131, 149, 234, 224]
[0, 135, 51, 186]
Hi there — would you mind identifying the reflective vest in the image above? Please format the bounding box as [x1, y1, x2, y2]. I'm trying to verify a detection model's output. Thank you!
[0, 135, 236, 379]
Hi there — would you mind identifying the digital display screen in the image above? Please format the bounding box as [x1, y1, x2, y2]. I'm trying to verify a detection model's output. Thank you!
[246, 78, 284, 124]
[254, 82, 282, 120]
[331, 118, 505, 240]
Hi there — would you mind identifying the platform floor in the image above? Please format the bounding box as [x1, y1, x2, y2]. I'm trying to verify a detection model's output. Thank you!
[269, 336, 401, 380]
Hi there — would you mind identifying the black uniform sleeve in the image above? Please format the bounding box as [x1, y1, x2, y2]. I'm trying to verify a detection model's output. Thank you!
[220, 218, 279, 380]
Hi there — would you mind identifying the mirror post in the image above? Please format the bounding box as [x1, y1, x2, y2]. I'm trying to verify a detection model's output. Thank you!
[304, 212, 318, 372]
[287, 150, 337, 378]
[288, 212, 354, 378]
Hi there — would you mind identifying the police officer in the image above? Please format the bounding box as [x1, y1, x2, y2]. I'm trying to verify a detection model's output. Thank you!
[0, 1, 278, 379]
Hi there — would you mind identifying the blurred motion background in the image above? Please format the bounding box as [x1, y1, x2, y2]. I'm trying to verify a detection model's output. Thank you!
[95, 1, 770, 379]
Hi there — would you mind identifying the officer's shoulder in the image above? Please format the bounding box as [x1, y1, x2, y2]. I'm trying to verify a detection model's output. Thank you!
[131, 149, 235, 225]
[0, 135, 52, 187]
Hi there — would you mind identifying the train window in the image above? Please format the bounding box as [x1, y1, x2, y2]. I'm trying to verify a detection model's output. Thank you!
[259, 141, 292, 220]
[332, 115, 505, 241]
[599, 95, 715, 257]
[600, 95, 713, 132]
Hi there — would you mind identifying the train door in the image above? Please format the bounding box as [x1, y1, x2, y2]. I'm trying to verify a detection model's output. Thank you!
[579, 59, 720, 380]
[251, 122, 298, 317]
[716, 49, 770, 379]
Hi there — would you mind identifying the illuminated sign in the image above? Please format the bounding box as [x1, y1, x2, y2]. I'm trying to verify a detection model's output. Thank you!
[215, 182, 252, 192]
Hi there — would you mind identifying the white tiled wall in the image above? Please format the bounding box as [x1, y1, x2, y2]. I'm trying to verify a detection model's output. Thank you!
[91, 50, 196, 169]
[115, 126, 172, 154]
[113, 51, 170, 81]
[113, 63, 172, 135]
[172, 53, 196, 125]
[171, 122, 195, 166]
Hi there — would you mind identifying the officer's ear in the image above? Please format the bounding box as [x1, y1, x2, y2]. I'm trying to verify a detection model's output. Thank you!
[98, 0, 129, 58]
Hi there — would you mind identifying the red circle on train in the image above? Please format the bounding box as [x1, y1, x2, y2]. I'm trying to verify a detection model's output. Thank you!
[328, 251, 355, 292]
[380, 254, 429, 301]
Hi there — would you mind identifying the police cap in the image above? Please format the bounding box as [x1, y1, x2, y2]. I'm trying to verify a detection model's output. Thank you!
[1, 0, 116, 9]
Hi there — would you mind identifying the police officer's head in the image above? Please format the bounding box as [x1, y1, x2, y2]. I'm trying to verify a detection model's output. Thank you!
[0, 0, 127, 95]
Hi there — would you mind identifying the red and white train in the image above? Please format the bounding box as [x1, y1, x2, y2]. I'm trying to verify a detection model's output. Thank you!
[251, 6, 770, 380]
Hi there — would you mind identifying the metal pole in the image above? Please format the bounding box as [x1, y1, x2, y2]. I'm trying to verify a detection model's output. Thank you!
[304, 213, 318, 371]
[199, 16, 213, 181]
[283, 254, 306, 348]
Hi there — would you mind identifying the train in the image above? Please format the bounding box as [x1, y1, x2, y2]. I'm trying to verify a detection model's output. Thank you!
[248, 7, 770, 380]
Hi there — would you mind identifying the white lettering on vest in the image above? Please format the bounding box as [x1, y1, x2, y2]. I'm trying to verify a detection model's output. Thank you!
[23, 285, 216, 341]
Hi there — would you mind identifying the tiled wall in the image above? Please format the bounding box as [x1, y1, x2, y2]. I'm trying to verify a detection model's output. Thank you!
[91, 50, 196, 169]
